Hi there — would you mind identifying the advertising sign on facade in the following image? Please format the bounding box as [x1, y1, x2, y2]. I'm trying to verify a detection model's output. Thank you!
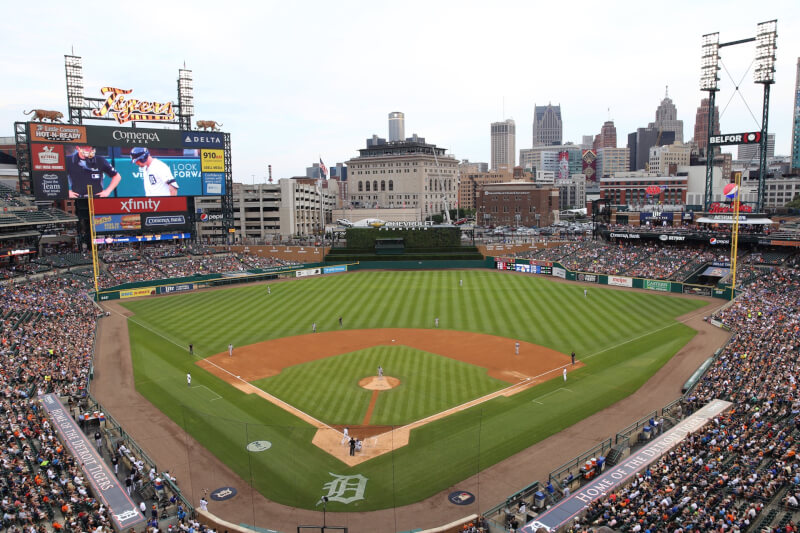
[93, 214, 142, 233]
[93, 196, 187, 214]
[552, 267, 566, 279]
[608, 276, 633, 287]
[201, 149, 226, 172]
[31, 144, 66, 171]
[644, 279, 671, 292]
[29, 123, 87, 144]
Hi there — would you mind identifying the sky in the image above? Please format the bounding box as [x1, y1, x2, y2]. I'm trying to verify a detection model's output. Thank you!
[1, 0, 798, 183]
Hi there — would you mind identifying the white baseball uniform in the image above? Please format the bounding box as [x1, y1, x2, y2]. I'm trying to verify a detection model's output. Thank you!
[140, 157, 178, 196]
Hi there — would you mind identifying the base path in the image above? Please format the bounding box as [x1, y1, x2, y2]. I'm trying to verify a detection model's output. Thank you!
[197, 329, 577, 466]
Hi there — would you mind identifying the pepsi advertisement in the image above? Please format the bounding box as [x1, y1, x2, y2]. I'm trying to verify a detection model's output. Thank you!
[29, 123, 227, 200]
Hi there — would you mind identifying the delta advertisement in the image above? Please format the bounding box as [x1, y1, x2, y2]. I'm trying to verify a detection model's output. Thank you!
[29, 124, 227, 200]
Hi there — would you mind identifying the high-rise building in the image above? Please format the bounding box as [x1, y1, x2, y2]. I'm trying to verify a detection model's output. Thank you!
[627, 128, 675, 171]
[693, 98, 720, 156]
[792, 58, 800, 170]
[737, 134, 775, 161]
[491, 119, 516, 170]
[519, 144, 583, 176]
[389, 112, 405, 142]
[648, 87, 684, 143]
[594, 121, 617, 150]
[346, 130, 457, 218]
[596, 147, 630, 178]
[649, 142, 691, 175]
[532, 104, 562, 146]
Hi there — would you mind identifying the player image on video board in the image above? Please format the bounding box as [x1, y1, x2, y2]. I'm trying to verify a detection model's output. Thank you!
[114, 147, 202, 197]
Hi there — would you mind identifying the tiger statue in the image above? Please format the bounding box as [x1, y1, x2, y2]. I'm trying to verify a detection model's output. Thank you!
[196, 120, 223, 131]
[23, 109, 64, 122]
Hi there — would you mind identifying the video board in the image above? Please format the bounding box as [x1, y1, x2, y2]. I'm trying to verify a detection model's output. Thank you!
[28, 123, 227, 200]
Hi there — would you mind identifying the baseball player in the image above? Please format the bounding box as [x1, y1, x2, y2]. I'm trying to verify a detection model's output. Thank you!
[563, 368, 567, 382]
[515, 342, 520, 355]
[66, 145, 121, 198]
[377, 365, 383, 378]
[187, 373, 191, 387]
[434, 317, 439, 328]
[130, 147, 179, 196]
[267, 286, 271, 295]
[312, 322, 316, 333]
[228, 343, 233, 357]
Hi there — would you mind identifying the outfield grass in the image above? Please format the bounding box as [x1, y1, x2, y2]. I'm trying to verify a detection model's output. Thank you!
[122, 270, 705, 510]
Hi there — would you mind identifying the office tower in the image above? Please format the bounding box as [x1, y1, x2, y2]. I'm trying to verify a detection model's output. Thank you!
[737, 134, 775, 161]
[693, 97, 720, 156]
[532, 104, 562, 146]
[594, 121, 617, 150]
[389, 112, 405, 142]
[648, 87, 684, 143]
[491, 119, 516, 170]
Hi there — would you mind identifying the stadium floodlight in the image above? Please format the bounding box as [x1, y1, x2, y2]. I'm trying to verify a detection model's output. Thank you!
[753, 20, 777, 83]
[700, 32, 720, 91]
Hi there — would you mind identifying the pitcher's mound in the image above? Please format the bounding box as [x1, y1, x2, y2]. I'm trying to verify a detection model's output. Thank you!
[359, 376, 400, 390]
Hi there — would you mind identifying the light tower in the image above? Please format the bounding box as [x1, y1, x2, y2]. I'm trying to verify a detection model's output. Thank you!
[700, 21, 777, 212]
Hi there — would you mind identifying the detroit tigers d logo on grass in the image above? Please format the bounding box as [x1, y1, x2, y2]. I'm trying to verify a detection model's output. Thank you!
[321, 473, 368, 504]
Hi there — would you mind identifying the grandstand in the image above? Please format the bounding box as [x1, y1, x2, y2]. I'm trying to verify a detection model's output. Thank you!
[1, 181, 800, 531]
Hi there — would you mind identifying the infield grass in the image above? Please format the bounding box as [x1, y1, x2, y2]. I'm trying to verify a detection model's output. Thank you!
[122, 270, 706, 510]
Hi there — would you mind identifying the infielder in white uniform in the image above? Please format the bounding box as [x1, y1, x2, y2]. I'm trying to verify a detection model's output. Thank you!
[130, 147, 179, 197]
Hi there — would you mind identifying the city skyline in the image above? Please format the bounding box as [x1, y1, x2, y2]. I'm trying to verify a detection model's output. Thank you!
[1, 1, 798, 183]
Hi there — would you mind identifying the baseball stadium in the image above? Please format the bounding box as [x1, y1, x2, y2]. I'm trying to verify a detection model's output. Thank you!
[3, 30, 800, 532]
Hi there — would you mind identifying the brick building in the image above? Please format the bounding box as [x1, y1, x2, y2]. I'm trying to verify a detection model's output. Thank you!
[476, 182, 558, 227]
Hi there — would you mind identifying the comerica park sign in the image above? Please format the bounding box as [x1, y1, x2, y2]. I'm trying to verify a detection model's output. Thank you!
[708, 131, 761, 146]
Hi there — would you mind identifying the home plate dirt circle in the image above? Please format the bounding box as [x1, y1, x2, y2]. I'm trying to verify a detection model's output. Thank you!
[359, 376, 400, 390]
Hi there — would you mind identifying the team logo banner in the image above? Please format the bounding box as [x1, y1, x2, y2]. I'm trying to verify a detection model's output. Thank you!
[92, 87, 176, 124]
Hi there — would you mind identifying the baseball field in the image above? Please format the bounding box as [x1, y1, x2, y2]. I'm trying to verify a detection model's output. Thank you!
[121, 270, 704, 511]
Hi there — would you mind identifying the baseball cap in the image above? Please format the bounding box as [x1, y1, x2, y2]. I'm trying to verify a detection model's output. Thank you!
[130, 147, 150, 163]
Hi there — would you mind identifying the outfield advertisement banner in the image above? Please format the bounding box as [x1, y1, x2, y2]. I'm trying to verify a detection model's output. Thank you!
[323, 265, 347, 274]
[644, 280, 671, 292]
[159, 284, 194, 294]
[296, 268, 322, 278]
[120, 288, 156, 299]
[552, 267, 566, 279]
[608, 276, 633, 287]
[576, 273, 598, 283]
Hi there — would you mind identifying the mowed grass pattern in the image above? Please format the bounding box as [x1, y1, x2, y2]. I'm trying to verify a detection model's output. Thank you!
[253, 345, 507, 425]
[122, 270, 707, 510]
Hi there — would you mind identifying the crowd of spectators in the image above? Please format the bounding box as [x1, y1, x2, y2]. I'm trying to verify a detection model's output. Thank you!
[565, 265, 800, 532]
[4, 237, 800, 532]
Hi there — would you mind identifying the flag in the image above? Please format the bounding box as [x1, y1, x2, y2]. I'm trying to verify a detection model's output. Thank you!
[319, 158, 328, 180]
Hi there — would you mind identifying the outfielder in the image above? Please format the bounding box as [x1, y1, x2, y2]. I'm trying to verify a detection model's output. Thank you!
[187, 373, 191, 387]
[130, 147, 179, 196]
